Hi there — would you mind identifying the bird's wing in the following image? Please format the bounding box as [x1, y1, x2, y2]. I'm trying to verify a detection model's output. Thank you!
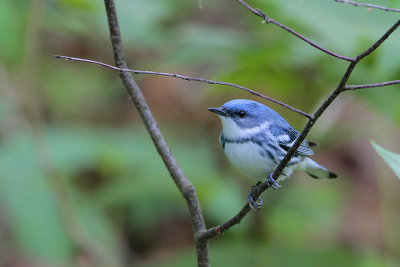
[271, 124, 315, 156]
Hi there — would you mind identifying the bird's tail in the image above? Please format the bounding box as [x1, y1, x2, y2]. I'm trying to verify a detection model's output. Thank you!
[299, 158, 338, 179]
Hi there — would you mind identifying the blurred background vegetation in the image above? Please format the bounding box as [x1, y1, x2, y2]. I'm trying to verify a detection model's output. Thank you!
[1, 0, 400, 266]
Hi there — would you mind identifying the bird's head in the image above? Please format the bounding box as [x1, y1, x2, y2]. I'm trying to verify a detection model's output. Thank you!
[208, 99, 279, 138]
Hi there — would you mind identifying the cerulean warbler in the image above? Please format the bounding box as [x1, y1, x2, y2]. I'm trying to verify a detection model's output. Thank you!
[209, 99, 337, 208]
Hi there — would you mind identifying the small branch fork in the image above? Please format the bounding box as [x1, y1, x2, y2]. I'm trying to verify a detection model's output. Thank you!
[198, 13, 400, 242]
[235, 0, 356, 62]
[335, 0, 400, 13]
[56, 0, 400, 266]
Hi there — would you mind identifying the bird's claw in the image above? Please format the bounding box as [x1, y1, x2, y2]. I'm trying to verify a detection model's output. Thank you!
[267, 173, 281, 190]
[248, 183, 263, 210]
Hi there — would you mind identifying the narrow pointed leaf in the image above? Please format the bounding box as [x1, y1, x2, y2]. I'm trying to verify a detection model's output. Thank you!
[371, 141, 400, 180]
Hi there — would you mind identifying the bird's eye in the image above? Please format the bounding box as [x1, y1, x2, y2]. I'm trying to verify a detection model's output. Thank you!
[238, 110, 246, 117]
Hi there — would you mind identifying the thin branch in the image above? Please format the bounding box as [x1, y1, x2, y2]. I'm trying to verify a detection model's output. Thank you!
[54, 55, 312, 119]
[57, 0, 400, 265]
[200, 16, 400, 241]
[335, 0, 400, 13]
[103, 0, 209, 266]
[200, 201, 253, 240]
[344, 80, 400, 90]
[356, 19, 400, 61]
[236, 0, 356, 62]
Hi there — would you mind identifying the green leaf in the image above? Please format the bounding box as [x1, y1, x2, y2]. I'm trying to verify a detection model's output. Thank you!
[371, 141, 400, 180]
[391, 0, 400, 9]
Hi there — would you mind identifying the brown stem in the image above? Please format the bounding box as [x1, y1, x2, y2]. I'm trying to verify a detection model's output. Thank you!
[103, 0, 209, 266]
[344, 80, 400, 90]
[355, 19, 400, 61]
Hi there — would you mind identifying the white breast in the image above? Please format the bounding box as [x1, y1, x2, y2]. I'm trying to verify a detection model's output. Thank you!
[218, 115, 298, 180]
[220, 116, 271, 139]
[223, 142, 276, 179]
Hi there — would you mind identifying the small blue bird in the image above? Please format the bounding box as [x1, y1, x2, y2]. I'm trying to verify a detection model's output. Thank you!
[208, 99, 337, 208]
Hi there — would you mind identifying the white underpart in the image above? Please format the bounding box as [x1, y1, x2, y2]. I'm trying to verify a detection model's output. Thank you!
[297, 157, 320, 171]
[297, 157, 331, 178]
[219, 116, 270, 139]
[224, 142, 299, 180]
[224, 142, 276, 179]
[219, 115, 297, 179]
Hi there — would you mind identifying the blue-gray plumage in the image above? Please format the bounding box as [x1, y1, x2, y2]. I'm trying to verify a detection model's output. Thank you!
[208, 99, 337, 208]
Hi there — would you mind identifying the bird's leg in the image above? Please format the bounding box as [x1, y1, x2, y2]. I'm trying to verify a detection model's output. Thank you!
[266, 173, 281, 190]
[248, 181, 263, 210]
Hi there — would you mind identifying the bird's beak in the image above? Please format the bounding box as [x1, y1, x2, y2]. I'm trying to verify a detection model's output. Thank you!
[208, 107, 227, 117]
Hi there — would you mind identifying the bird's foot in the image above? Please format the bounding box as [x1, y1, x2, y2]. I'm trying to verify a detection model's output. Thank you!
[248, 182, 263, 210]
[266, 173, 281, 190]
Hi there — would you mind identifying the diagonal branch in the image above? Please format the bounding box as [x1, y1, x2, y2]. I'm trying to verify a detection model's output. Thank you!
[356, 19, 400, 61]
[103, 0, 209, 266]
[57, 0, 400, 265]
[335, 0, 400, 13]
[236, 0, 355, 62]
[199, 15, 400, 241]
[54, 55, 312, 118]
[344, 80, 400, 90]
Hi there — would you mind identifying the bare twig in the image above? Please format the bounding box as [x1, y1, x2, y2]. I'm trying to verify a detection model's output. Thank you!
[103, 0, 209, 266]
[356, 19, 400, 61]
[236, 0, 356, 62]
[54, 55, 312, 118]
[57, 0, 400, 265]
[335, 0, 400, 13]
[344, 80, 400, 90]
[199, 18, 400, 240]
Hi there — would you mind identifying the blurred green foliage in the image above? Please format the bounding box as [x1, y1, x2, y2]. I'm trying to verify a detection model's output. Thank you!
[1, 0, 400, 266]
